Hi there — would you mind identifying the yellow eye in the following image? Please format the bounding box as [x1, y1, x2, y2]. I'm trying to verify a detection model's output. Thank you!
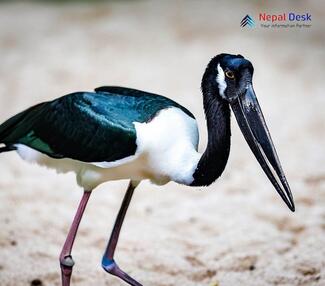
[225, 71, 235, 79]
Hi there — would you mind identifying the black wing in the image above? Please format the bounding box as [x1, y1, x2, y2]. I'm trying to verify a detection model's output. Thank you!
[0, 87, 194, 162]
[0, 92, 137, 162]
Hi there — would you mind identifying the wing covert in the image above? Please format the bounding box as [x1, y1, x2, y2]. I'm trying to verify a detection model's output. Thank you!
[0, 87, 195, 163]
[1, 92, 138, 162]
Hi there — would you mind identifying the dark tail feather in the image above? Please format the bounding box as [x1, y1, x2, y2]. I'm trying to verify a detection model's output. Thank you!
[0, 145, 16, 153]
[0, 102, 47, 144]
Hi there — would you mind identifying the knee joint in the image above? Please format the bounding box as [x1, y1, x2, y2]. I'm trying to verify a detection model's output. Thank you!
[60, 255, 75, 268]
[102, 256, 117, 273]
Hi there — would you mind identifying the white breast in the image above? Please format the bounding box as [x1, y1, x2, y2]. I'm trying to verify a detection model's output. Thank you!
[133, 107, 200, 185]
[15, 107, 201, 189]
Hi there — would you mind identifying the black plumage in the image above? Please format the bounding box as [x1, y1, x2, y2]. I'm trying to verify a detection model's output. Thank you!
[0, 86, 194, 163]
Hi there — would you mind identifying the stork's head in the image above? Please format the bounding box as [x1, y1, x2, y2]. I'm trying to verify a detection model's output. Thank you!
[203, 53, 295, 212]
[203, 53, 254, 102]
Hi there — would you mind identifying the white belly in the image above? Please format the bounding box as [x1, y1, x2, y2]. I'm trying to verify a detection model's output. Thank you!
[15, 107, 200, 190]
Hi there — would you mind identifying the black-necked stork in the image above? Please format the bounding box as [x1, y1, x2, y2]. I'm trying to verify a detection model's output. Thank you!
[0, 53, 294, 286]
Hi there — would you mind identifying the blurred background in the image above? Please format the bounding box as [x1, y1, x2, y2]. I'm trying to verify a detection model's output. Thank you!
[0, 0, 324, 285]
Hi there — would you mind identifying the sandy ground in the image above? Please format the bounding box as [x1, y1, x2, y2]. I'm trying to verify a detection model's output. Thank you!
[0, 1, 325, 285]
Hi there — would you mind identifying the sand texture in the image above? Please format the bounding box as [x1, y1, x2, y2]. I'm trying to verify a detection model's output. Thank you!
[0, 1, 325, 285]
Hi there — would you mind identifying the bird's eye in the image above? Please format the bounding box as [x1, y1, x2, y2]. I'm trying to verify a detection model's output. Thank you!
[225, 71, 235, 79]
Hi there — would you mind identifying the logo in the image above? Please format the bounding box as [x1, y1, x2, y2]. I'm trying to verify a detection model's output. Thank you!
[240, 13, 312, 29]
[240, 15, 255, 28]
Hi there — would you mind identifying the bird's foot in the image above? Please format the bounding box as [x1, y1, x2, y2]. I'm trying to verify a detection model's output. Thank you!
[102, 257, 143, 286]
[60, 255, 75, 286]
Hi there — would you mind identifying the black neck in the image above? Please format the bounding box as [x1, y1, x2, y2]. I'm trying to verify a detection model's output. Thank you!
[191, 70, 231, 186]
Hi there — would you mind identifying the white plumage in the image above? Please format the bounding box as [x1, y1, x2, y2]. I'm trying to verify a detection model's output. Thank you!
[216, 63, 227, 99]
[15, 107, 200, 190]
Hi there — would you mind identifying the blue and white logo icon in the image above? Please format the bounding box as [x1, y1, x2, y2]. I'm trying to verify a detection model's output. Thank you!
[240, 15, 255, 27]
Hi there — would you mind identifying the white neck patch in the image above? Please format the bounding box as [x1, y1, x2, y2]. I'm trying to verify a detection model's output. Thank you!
[216, 64, 227, 99]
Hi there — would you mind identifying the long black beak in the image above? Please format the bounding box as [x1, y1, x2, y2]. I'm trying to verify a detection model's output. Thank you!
[230, 84, 295, 212]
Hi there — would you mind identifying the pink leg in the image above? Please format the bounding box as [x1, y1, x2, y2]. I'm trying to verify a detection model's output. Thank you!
[59, 191, 91, 286]
[102, 181, 143, 286]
